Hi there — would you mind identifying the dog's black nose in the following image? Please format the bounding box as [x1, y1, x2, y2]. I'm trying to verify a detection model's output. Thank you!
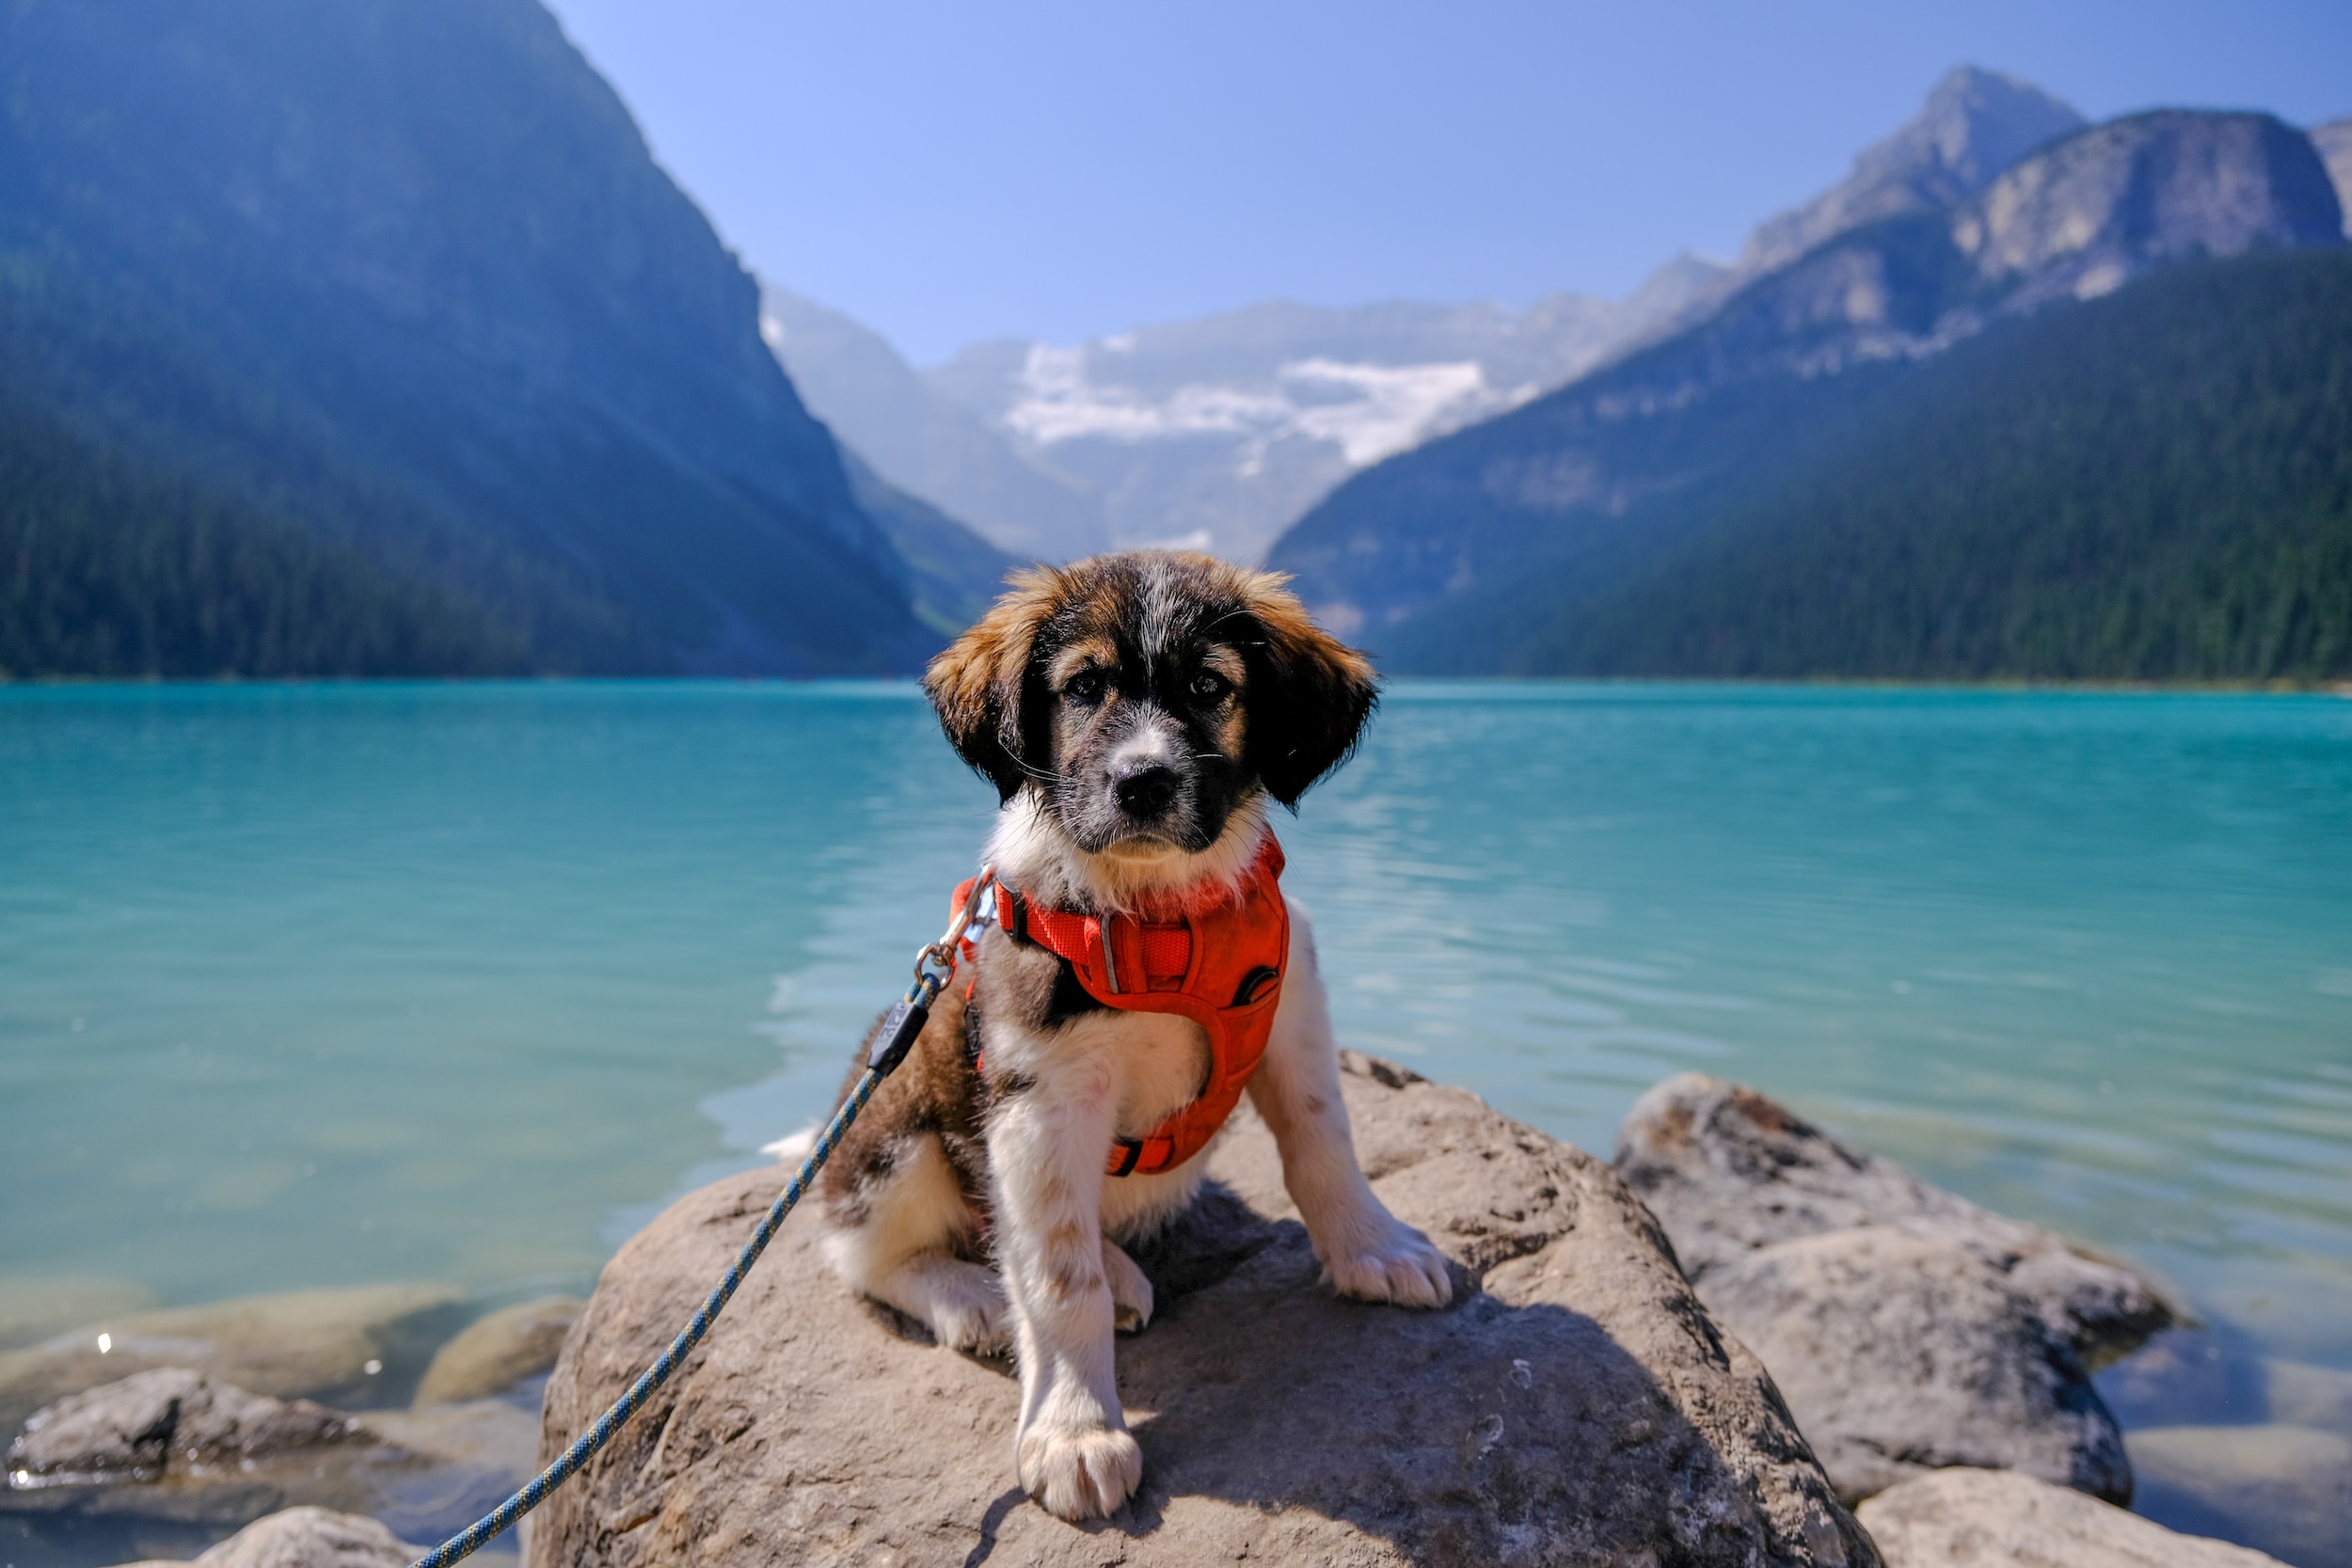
[1113, 763, 1179, 817]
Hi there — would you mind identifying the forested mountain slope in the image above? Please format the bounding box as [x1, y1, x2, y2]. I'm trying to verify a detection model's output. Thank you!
[1386, 250, 2352, 682]
[0, 393, 524, 678]
[1269, 107, 2344, 653]
[0, 0, 959, 676]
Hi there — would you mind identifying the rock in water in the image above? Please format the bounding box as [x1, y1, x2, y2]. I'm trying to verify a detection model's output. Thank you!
[7, 1368, 357, 1485]
[0, 1284, 466, 1433]
[1699, 1229, 2130, 1503]
[532, 1053, 1875, 1567]
[2129, 1425, 2352, 1568]
[1856, 1467, 2286, 1567]
[0, 1279, 160, 1354]
[1616, 1074, 2177, 1502]
[98, 1505, 424, 1568]
[5, 1370, 536, 1544]
[413, 1298, 584, 1408]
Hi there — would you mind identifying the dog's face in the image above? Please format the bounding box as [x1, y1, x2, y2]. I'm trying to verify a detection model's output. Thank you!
[925, 552, 1378, 858]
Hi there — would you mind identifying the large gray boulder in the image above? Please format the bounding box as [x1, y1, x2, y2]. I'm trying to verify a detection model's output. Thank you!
[1616, 1074, 2178, 1503]
[531, 1053, 1876, 1567]
[1855, 1467, 2285, 1567]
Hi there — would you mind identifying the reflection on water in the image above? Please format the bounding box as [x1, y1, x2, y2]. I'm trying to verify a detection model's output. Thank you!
[4, 681, 2349, 1540]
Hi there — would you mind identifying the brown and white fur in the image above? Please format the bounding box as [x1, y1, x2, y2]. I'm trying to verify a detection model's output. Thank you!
[812, 551, 1450, 1522]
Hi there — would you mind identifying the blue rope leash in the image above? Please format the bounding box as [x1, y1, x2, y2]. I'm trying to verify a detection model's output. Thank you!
[406, 869, 993, 1568]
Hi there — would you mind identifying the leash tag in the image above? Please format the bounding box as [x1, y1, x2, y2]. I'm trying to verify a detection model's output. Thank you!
[866, 996, 930, 1076]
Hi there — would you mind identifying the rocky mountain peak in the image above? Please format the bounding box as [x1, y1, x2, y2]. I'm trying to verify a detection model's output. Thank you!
[2312, 117, 2352, 237]
[1741, 66, 2087, 276]
[1957, 110, 2345, 308]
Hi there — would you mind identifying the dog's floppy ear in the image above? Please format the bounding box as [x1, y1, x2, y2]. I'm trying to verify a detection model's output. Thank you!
[924, 567, 1065, 801]
[1235, 569, 1379, 808]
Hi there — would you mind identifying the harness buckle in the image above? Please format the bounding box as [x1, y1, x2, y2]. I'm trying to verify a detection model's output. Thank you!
[1106, 1137, 1145, 1178]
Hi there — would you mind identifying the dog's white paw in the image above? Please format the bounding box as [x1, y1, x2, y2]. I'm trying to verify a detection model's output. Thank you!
[908, 1259, 1011, 1354]
[1018, 1421, 1144, 1521]
[1323, 1220, 1454, 1309]
[1102, 1238, 1154, 1334]
[932, 1292, 1012, 1355]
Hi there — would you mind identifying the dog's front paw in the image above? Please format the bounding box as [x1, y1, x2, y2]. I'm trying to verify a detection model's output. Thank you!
[1018, 1421, 1143, 1521]
[1323, 1220, 1454, 1309]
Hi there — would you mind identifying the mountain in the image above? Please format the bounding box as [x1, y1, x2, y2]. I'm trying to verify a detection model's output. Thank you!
[1389, 249, 2352, 681]
[1268, 85, 2345, 652]
[2314, 118, 2352, 236]
[0, 0, 947, 676]
[0, 388, 525, 678]
[757, 259, 1724, 567]
[922, 268, 1727, 564]
[1736, 66, 2087, 279]
[760, 286, 1100, 563]
[836, 450, 1019, 637]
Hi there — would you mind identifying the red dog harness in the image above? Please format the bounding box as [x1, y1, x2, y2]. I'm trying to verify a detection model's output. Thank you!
[954, 836, 1289, 1178]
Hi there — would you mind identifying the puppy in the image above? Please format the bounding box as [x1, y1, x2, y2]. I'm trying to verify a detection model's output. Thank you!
[815, 550, 1451, 1522]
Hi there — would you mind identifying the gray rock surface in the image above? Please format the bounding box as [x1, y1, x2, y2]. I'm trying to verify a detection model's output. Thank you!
[1957, 111, 2346, 308]
[530, 1053, 1876, 1567]
[2131, 1425, 2352, 1568]
[1616, 1075, 2178, 1366]
[101, 1505, 425, 1568]
[1617, 1074, 2174, 1501]
[1701, 1229, 2128, 1503]
[7, 1369, 358, 1485]
[413, 1298, 583, 1408]
[4, 1370, 534, 1543]
[1856, 1467, 2284, 1567]
[0, 1285, 466, 1435]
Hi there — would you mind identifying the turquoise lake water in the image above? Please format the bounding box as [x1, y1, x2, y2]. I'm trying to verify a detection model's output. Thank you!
[5, 681, 2350, 1472]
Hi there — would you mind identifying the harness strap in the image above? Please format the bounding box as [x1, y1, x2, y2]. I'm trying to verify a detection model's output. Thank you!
[951, 839, 1286, 1180]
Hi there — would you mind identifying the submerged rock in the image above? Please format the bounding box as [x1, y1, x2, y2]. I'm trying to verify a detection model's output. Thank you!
[2130, 1424, 2352, 1568]
[413, 1297, 583, 1408]
[0, 1285, 467, 1434]
[531, 1053, 1875, 1567]
[99, 1504, 424, 1568]
[0, 1278, 160, 1354]
[1615, 1073, 2177, 1502]
[4, 1369, 533, 1544]
[2095, 1327, 2352, 1436]
[1856, 1466, 2285, 1567]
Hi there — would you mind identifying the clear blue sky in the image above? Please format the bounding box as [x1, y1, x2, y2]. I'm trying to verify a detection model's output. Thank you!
[540, 0, 2352, 365]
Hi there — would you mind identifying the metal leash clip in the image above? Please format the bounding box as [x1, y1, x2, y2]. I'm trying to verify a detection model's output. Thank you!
[868, 863, 996, 1076]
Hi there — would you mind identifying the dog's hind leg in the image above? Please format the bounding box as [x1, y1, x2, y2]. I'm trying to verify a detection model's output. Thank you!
[1101, 1237, 1152, 1334]
[819, 1133, 1009, 1354]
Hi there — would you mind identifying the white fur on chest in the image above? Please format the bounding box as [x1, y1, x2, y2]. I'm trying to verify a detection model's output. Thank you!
[976, 971, 1214, 1237]
[977, 987, 1210, 1132]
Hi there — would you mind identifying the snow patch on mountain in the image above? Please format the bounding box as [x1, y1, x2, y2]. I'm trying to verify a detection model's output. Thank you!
[1001, 345, 1534, 471]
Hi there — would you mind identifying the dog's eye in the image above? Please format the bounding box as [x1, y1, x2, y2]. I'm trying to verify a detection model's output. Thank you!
[1064, 670, 1105, 703]
[1188, 671, 1228, 702]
